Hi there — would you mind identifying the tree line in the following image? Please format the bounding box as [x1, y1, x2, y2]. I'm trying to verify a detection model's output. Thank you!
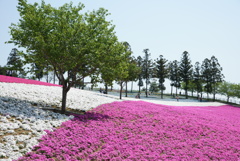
[135, 50, 225, 101]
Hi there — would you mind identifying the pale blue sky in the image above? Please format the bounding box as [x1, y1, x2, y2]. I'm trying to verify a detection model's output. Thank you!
[1, 0, 240, 84]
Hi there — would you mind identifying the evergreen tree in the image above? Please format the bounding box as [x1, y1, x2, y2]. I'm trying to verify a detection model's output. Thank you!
[0, 66, 7, 75]
[171, 60, 181, 96]
[168, 61, 175, 95]
[201, 58, 212, 98]
[193, 62, 203, 98]
[137, 56, 144, 94]
[155, 55, 168, 99]
[142, 49, 153, 97]
[6, 48, 25, 77]
[179, 51, 193, 99]
[210, 56, 224, 101]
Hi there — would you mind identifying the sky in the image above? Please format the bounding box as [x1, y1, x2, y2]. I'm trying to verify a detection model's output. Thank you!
[1, 0, 240, 88]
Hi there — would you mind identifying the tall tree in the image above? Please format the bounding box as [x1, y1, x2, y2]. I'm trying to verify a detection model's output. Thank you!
[201, 58, 212, 98]
[179, 51, 193, 99]
[142, 49, 152, 97]
[168, 61, 175, 95]
[169, 60, 181, 96]
[155, 55, 168, 99]
[193, 62, 203, 98]
[9, 0, 120, 113]
[210, 56, 224, 101]
[137, 56, 144, 94]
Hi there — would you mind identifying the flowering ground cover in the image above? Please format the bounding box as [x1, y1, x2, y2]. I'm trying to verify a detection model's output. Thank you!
[0, 75, 61, 87]
[17, 101, 240, 160]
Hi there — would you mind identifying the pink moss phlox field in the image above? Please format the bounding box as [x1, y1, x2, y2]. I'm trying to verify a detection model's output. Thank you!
[17, 101, 240, 160]
[0, 75, 61, 87]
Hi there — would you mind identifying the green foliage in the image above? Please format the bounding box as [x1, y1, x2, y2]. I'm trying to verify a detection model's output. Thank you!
[218, 81, 236, 102]
[155, 55, 168, 98]
[8, 0, 120, 112]
[179, 51, 193, 98]
[149, 80, 160, 93]
[193, 61, 203, 94]
[6, 48, 25, 77]
[169, 60, 181, 95]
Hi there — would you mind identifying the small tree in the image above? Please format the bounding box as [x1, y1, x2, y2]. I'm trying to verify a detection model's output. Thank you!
[218, 81, 236, 102]
[149, 80, 160, 94]
[6, 48, 25, 77]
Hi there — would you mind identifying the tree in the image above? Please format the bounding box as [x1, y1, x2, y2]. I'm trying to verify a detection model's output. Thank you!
[137, 56, 144, 94]
[142, 49, 153, 97]
[168, 62, 174, 95]
[155, 55, 168, 99]
[9, 0, 120, 113]
[179, 51, 193, 99]
[0, 66, 7, 75]
[218, 81, 236, 102]
[169, 60, 181, 96]
[193, 62, 203, 98]
[201, 58, 212, 98]
[149, 79, 160, 94]
[114, 42, 132, 99]
[124, 56, 140, 97]
[210, 56, 224, 101]
[6, 48, 25, 77]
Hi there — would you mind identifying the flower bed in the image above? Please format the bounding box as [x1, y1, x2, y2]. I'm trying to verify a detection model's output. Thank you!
[17, 101, 240, 160]
[0, 75, 61, 87]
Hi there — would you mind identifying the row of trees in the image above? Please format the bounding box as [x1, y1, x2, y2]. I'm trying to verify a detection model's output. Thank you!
[136, 50, 224, 100]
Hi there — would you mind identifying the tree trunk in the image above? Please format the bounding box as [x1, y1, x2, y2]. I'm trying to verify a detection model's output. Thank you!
[125, 81, 128, 97]
[145, 79, 148, 98]
[185, 82, 188, 99]
[213, 84, 216, 101]
[119, 82, 123, 99]
[105, 83, 108, 94]
[61, 85, 68, 114]
[131, 81, 133, 93]
[161, 90, 163, 99]
[171, 85, 173, 96]
[53, 71, 56, 84]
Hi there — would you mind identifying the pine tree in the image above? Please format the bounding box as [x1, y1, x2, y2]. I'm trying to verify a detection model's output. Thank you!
[155, 55, 168, 99]
[201, 58, 212, 98]
[137, 56, 144, 94]
[6, 48, 25, 77]
[169, 60, 181, 96]
[193, 62, 203, 99]
[210, 56, 224, 101]
[179, 51, 193, 99]
[142, 49, 153, 97]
